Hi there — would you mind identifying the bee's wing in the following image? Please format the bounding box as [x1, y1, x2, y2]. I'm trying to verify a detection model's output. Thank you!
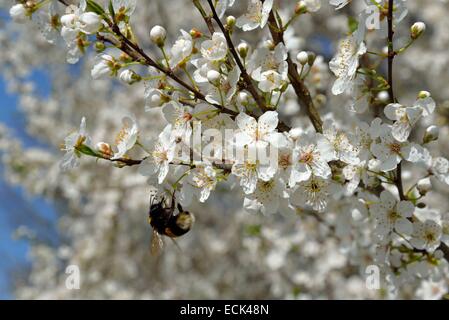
[151, 230, 164, 256]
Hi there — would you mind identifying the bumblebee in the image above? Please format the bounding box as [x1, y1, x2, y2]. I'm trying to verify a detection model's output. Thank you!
[148, 193, 195, 255]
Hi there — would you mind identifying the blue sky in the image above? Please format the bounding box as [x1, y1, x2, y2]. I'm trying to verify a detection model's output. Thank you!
[0, 73, 59, 299]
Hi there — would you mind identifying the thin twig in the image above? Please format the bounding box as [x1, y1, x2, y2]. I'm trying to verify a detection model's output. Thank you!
[267, 11, 323, 133]
[386, 0, 405, 201]
[193, 0, 215, 34]
[206, 0, 268, 112]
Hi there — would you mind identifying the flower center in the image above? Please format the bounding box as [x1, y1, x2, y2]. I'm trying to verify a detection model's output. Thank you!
[279, 154, 291, 169]
[300, 151, 314, 164]
[115, 125, 129, 145]
[153, 150, 168, 162]
[425, 232, 436, 242]
[389, 142, 402, 154]
[259, 180, 274, 192]
[183, 112, 193, 122]
[388, 210, 400, 222]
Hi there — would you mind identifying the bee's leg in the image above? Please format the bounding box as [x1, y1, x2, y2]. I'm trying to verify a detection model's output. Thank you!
[177, 202, 184, 213]
[170, 190, 177, 210]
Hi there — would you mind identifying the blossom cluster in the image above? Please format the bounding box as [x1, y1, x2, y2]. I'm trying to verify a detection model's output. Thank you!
[6, 0, 449, 298]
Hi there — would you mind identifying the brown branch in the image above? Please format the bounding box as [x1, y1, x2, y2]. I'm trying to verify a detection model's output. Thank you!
[60, 0, 291, 133]
[386, 0, 405, 201]
[267, 12, 323, 133]
[206, 0, 268, 112]
[95, 153, 232, 173]
[385, 0, 449, 261]
[193, 0, 215, 34]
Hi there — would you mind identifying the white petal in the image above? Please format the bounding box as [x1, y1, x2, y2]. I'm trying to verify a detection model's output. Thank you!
[397, 201, 414, 218]
[236, 112, 257, 136]
[395, 218, 413, 236]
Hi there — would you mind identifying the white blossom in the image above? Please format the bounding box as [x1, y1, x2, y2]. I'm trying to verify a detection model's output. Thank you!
[323, 119, 359, 165]
[411, 219, 442, 252]
[181, 164, 218, 204]
[203, 67, 240, 106]
[329, 0, 351, 10]
[139, 125, 176, 184]
[112, 115, 138, 160]
[370, 191, 414, 238]
[289, 132, 336, 187]
[200, 32, 228, 61]
[371, 130, 425, 172]
[91, 54, 117, 79]
[290, 176, 339, 212]
[384, 103, 423, 142]
[429, 157, 449, 185]
[244, 177, 287, 214]
[9, 4, 28, 24]
[60, 117, 90, 171]
[330, 34, 366, 95]
[234, 111, 285, 152]
[236, 0, 273, 31]
[215, 0, 236, 18]
[162, 101, 193, 140]
[170, 30, 194, 67]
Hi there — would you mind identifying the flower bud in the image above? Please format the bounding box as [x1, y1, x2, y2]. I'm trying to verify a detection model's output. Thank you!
[263, 39, 275, 50]
[190, 28, 202, 39]
[416, 202, 426, 209]
[96, 142, 113, 157]
[289, 128, 302, 142]
[417, 177, 432, 196]
[95, 41, 106, 52]
[377, 91, 390, 103]
[119, 52, 132, 63]
[119, 69, 141, 85]
[207, 70, 221, 84]
[307, 51, 316, 66]
[150, 25, 166, 47]
[411, 22, 426, 40]
[79, 12, 102, 34]
[226, 15, 236, 29]
[237, 42, 250, 59]
[149, 93, 162, 107]
[9, 4, 29, 23]
[418, 90, 430, 99]
[296, 51, 309, 65]
[295, 1, 308, 15]
[423, 125, 439, 144]
[238, 92, 249, 105]
[91, 54, 117, 79]
[314, 94, 327, 107]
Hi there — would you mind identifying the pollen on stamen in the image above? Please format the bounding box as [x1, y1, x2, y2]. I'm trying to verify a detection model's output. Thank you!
[300, 151, 314, 164]
[389, 143, 402, 154]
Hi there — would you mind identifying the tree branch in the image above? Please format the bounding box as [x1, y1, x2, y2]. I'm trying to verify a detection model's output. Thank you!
[206, 0, 268, 112]
[192, 0, 215, 34]
[386, 0, 405, 202]
[267, 11, 323, 133]
[385, 0, 449, 261]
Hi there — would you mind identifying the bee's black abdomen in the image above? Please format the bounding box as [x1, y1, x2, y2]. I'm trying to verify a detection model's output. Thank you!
[166, 212, 194, 237]
[148, 197, 194, 238]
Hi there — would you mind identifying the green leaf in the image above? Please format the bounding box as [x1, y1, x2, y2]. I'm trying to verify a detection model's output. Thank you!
[108, 0, 115, 19]
[76, 144, 99, 157]
[85, 0, 106, 16]
[245, 224, 261, 237]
